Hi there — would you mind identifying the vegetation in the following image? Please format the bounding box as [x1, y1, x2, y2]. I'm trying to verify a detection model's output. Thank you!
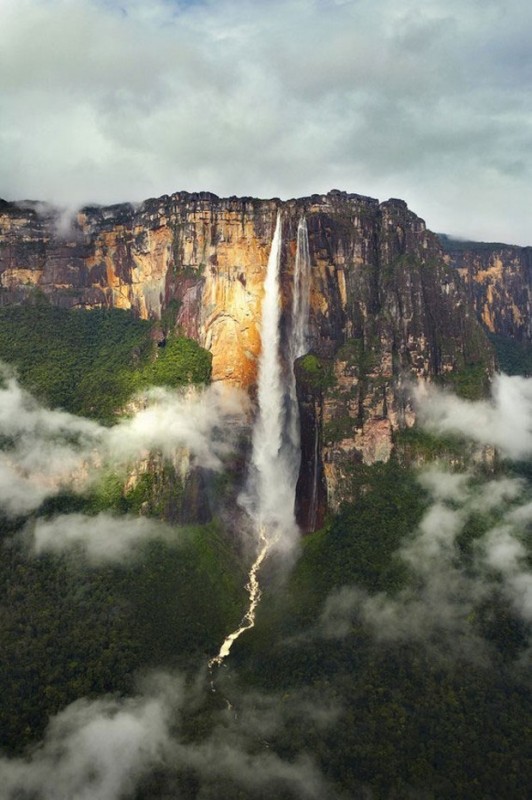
[0, 302, 530, 798]
[226, 461, 532, 800]
[143, 335, 211, 389]
[440, 362, 489, 400]
[0, 519, 245, 755]
[394, 426, 468, 463]
[490, 332, 532, 376]
[337, 335, 380, 375]
[295, 353, 334, 392]
[0, 303, 211, 422]
[443, 362, 490, 400]
[320, 335, 383, 444]
[322, 413, 354, 443]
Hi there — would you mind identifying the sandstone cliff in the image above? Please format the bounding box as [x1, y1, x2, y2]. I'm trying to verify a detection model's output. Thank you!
[440, 236, 532, 342]
[0, 191, 494, 524]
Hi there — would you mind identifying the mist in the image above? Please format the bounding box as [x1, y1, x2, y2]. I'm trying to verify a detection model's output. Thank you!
[0, 368, 246, 518]
[0, 673, 179, 800]
[321, 376, 532, 664]
[2, 346, 532, 797]
[320, 466, 532, 667]
[0, 670, 337, 800]
[28, 512, 179, 564]
[415, 374, 532, 459]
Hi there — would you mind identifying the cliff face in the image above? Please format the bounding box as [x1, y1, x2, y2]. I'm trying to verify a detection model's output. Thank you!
[0, 191, 493, 523]
[0, 194, 276, 387]
[289, 196, 491, 524]
[441, 238, 532, 342]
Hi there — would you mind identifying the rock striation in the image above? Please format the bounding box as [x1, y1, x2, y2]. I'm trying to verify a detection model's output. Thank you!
[0, 191, 495, 524]
[440, 236, 532, 342]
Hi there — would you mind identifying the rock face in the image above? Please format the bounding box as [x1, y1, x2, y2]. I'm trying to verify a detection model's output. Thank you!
[0, 194, 276, 387]
[0, 191, 494, 523]
[441, 237, 532, 342]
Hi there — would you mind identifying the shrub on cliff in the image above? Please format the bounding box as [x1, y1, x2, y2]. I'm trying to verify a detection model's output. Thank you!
[142, 335, 212, 388]
[295, 353, 334, 393]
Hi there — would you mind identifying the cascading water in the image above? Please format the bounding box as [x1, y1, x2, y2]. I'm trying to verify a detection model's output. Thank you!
[209, 211, 311, 674]
[286, 216, 312, 480]
[291, 216, 311, 361]
[209, 212, 286, 672]
[207, 525, 269, 671]
[308, 414, 320, 532]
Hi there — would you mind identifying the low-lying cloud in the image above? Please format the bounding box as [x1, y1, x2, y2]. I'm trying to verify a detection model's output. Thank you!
[29, 512, 178, 564]
[320, 466, 532, 665]
[320, 376, 532, 659]
[0, 368, 246, 517]
[415, 374, 532, 459]
[0, 673, 179, 800]
[0, 671, 336, 800]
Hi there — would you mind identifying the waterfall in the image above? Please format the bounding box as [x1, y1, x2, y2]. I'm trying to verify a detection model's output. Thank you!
[209, 213, 314, 674]
[250, 212, 293, 538]
[291, 216, 311, 361]
[209, 211, 298, 672]
[286, 215, 312, 490]
[308, 413, 320, 532]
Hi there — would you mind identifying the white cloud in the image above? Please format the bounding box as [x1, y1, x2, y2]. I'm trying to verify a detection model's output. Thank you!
[320, 374, 532, 656]
[0, 670, 335, 800]
[29, 511, 179, 563]
[0, 674, 179, 800]
[416, 374, 532, 460]
[105, 384, 245, 469]
[1, 0, 532, 243]
[0, 369, 246, 517]
[320, 467, 532, 661]
[482, 526, 532, 622]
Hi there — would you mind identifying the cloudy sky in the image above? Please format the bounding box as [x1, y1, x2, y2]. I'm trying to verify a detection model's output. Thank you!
[1, 0, 532, 244]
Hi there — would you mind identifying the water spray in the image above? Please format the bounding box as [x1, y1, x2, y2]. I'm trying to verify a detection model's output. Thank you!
[209, 211, 311, 679]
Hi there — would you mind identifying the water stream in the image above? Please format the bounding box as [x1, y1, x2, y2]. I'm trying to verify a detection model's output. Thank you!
[209, 212, 311, 675]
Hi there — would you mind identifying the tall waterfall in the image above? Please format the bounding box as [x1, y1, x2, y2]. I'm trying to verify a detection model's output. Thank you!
[286, 216, 312, 488]
[251, 213, 299, 540]
[291, 216, 311, 361]
[209, 212, 293, 671]
[209, 212, 312, 673]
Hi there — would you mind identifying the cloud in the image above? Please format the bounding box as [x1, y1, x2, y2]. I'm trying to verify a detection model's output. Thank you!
[319, 468, 532, 663]
[0, 370, 103, 515]
[105, 383, 245, 470]
[0, 671, 336, 800]
[0, 673, 179, 800]
[415, 374, 532, 460]
[482, 526, 532, 623]
[28, 511, 179, 563]
[319, 377, 532, 664]
[0, 368, 246, 517]
[1, 0, 532, 242]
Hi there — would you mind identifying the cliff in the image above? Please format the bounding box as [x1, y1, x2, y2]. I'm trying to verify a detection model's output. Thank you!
[0, 191, 494, 525]
[440, 236, 532, 342]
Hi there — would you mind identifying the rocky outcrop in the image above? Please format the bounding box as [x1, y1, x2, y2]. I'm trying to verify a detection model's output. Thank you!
[440, 236, 532, 342]
[0, 191, 494, 520]
[0, 194, 276, 387]
[123, 452, 212, 525]
[290, 197, 492, 513]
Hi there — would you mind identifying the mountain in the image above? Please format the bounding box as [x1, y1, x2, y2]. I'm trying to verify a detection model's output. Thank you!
[0, 191, 531, 800]
[0, 190, 494, 527]
[440, 234, 532, 342]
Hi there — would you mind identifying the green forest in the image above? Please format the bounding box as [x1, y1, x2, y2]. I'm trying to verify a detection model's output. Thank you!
[0, 302, 211, 422]
[0, 306, 530, 799]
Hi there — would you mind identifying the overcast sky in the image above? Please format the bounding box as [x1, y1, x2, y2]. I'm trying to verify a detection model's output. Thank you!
[1, 0, 532, 244]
